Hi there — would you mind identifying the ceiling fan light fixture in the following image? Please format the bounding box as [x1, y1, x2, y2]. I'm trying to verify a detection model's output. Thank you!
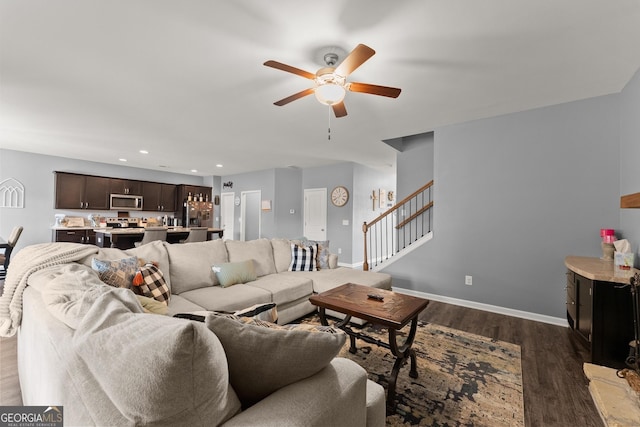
[314, 68, 346, 106]
[315, 83, 346, 106]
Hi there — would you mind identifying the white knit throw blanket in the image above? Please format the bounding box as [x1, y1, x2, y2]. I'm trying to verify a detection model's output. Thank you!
[0, 242, 98, 337]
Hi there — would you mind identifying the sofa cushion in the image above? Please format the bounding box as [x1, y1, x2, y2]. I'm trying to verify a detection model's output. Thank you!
[73, 289, 241, 425]
[225, 239, 276, 277]
[179, 284, 272, 313]
[203, 313, 346, 407]
[288, 243, 317, 271]
[91, 256, 139, 288]
[165, 240, 228, 293]
[166, 294, 205, 316]
[244, 274, 313, 306]
[281, 267, 392, 294]
[271, 238, 293, 273]
[212, 260, 257, 288]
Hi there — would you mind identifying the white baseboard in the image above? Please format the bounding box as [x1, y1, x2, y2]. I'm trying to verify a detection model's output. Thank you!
[392, 287, 568, 327]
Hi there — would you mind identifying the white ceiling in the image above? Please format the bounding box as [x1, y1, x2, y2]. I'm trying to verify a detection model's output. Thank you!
[1, 0, 639, 176]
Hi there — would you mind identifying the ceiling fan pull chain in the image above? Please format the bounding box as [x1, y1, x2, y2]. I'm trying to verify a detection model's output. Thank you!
[328, 108, 331, 140]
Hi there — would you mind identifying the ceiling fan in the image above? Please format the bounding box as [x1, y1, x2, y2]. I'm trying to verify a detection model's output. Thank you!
[264, 44, 401, 118]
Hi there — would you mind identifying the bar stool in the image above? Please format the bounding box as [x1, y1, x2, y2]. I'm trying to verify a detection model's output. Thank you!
[0, 225, 23, 279]
[180, 227, 209, 243]
[134, 227, 168, 247]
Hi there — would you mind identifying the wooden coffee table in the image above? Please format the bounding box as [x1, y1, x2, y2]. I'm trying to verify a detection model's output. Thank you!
[309, 283, 429, 409]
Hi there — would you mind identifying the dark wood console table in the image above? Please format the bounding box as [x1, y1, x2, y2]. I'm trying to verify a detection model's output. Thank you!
[565, 256, 637, 368]
[309, 283, 429, 410]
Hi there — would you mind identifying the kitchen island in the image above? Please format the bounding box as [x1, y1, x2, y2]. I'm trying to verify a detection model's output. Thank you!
[94, 227, 224, 249]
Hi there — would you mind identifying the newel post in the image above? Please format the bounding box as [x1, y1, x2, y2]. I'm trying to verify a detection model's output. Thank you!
[362, 221, 369, 271]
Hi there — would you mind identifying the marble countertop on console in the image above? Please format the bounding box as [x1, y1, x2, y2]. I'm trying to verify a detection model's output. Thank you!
[565, 255, 639, 284]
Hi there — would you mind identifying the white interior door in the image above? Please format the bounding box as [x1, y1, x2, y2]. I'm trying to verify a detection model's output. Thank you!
[304, 188, 327, 241]
[220, 192, 235, 240]
[241, 190, 261, 241]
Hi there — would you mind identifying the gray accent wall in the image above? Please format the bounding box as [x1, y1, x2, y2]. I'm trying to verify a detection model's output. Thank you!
[395, 132, 434, 201]
[619, 68, 640, 249]
[0, 149, 205, 250]
[302, 163, 354, 260]
[382, 93, 622, 318]
[220, 169, 276, 240]
[274, 168, 303, 239]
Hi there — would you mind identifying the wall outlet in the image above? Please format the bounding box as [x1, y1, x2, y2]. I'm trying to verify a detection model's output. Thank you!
[465, 275, 473, 286]
[338, 248, 342, 254]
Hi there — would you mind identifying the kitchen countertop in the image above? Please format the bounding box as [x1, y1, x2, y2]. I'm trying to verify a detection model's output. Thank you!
[94, 227, 222, 235]
[53, 226, 223, 234]
[52, 226, 95, 230]
[565, 255, 639, 284]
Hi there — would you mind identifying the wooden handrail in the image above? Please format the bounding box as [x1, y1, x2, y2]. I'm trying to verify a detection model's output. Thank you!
[395, 201, 434, 229]
[363, 180, 434, 271]
[364, 180, 434, 231]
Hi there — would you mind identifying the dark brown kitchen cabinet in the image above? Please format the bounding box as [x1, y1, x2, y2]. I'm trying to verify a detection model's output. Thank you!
[54, 229, 96, 244]
[177, 185, 212, 203]
[54, 172, 110, 210]
[142, 182, 177, 212]
[566, 269, 633, 368]
[109, 178, 142, 195]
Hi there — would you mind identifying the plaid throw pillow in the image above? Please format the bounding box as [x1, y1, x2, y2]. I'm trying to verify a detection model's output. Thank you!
[288, 243, 317, 271]
[132, 262, 171, 305]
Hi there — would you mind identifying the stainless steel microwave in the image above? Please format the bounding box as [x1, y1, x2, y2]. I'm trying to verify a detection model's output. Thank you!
[110, 194, 143, 210]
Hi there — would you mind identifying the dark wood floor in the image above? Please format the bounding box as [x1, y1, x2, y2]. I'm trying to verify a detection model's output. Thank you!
[0, 291, 602, 426]
[420, 301, 602, 427]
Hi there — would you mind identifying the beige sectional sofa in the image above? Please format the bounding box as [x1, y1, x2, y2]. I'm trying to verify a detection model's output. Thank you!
[163, 238, 392, 324]
[9, 238, 392, 426]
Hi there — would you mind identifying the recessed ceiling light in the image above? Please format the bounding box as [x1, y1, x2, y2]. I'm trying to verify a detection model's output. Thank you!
[139, 150, 149, 154]
[119, 158, 127, 162]
[191, 169, 198, 173]
[216, 164, 223, 168]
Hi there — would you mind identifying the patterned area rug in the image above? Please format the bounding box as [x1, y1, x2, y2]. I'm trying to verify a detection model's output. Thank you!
[302, 315, 524, 427]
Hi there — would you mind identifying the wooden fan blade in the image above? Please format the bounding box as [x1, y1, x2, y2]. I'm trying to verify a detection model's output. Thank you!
[264, 60, 315, 80]
[334, 44, 375, 77]
[274, 88, 315, 106]
[348, 82, 401, 98]
[332, 101, 347, 118]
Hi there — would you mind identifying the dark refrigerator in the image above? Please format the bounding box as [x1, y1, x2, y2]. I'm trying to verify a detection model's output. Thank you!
[184, 201, 213, 227]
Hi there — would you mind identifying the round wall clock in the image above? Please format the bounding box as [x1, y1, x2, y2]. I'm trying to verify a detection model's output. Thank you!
[331, 186, 349, 207]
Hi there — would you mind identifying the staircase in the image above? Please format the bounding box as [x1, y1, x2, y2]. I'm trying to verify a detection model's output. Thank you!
[363, 180, 433, 271]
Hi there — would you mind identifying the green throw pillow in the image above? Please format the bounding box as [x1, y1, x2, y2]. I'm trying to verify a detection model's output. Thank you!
[212, 260, 257, 288]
